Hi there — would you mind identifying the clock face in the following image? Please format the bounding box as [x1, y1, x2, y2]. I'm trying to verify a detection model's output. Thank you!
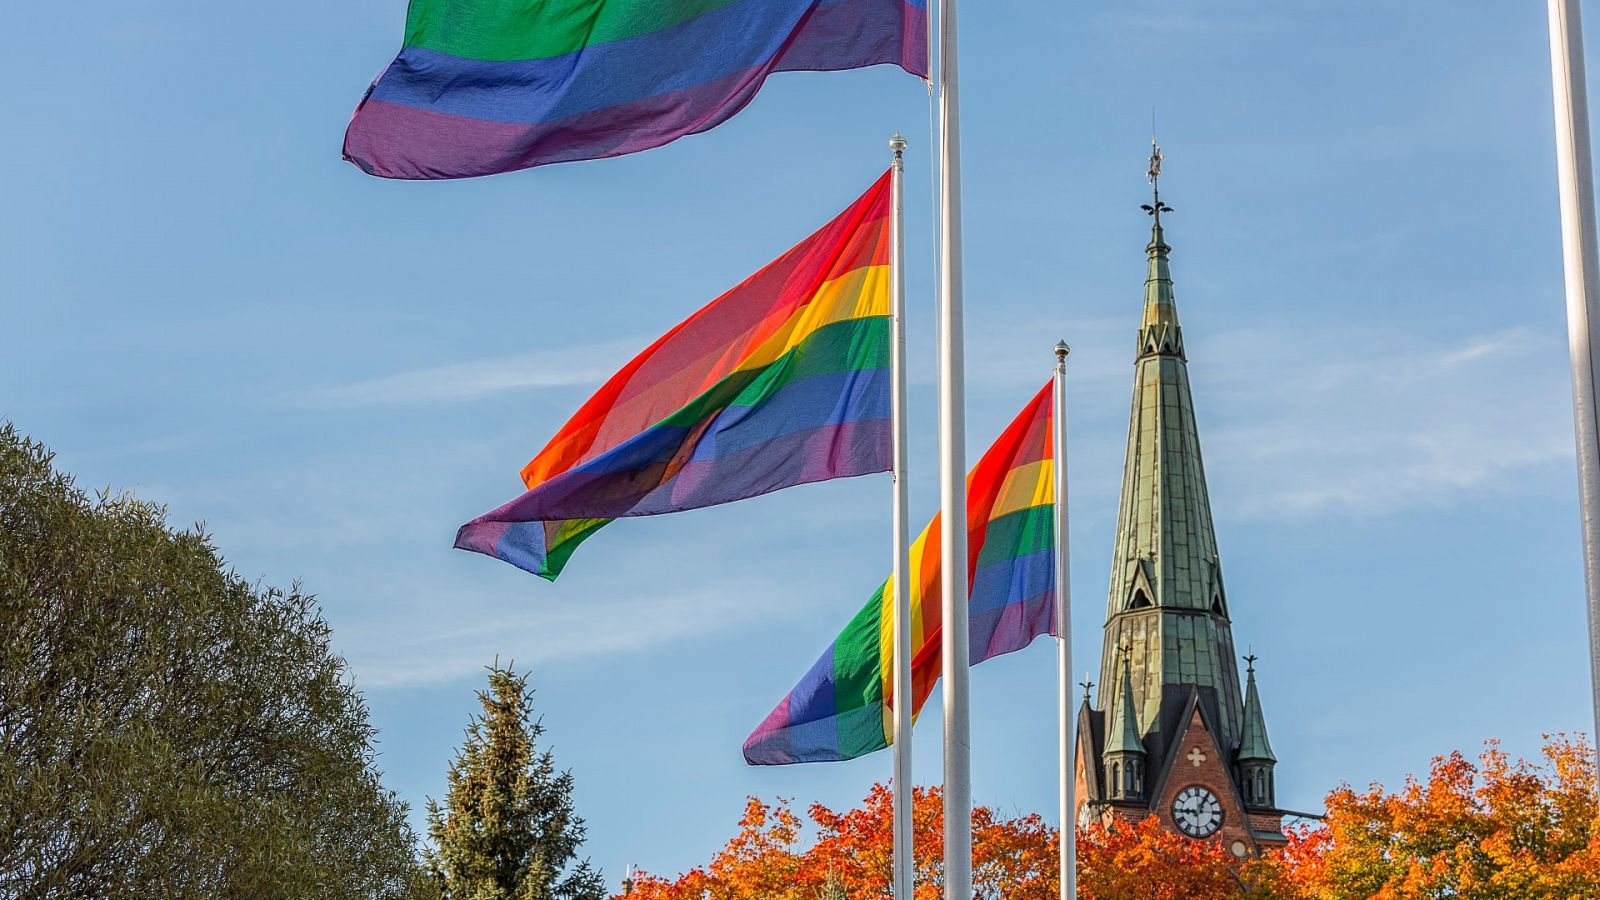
[1172, 786, 1223, 838]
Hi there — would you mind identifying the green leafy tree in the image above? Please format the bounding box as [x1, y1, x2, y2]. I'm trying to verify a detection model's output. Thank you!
[0, 424, 429, 899]
[425, 662, 606, 900]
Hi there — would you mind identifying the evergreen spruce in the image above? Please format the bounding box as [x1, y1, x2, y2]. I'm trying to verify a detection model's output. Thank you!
[425, 663, 605, 900]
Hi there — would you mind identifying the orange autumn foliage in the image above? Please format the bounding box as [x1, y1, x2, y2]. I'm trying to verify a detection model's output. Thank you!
[1076, 816, 1241, 898]
[622, 736, 1600, 899]
[1249, 733, 1600, 899]
[622, 783, 1237, 899]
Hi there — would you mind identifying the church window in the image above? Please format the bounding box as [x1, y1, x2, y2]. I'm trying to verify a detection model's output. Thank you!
[1129, 589, 1152, 610]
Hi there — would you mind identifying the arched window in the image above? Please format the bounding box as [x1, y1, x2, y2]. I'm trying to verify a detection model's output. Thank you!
[1129, 589, 1152, 610]
[1111, 762, 1121, 794]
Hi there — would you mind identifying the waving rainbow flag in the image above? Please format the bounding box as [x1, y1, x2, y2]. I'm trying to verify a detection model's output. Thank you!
[344, 0, 929, 180]
[744, 384, 1056, 765]
[456, 172, 894, 579]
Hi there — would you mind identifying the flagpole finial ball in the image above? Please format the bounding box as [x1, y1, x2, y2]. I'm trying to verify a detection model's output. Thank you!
[889, 133, 907, 155]
[1055, 340, 1070, 360]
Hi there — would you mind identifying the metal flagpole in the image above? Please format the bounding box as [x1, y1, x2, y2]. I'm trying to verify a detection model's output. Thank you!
[1547, 0, 1600, 782]
[889, 133, 915, 900]
[1053, 341, 1076, 899]
[935, 0, 972, 892]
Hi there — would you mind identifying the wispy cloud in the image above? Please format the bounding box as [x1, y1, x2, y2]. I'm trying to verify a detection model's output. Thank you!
[308, 338, 645, 406]
[1200, 326, 1573, 517]
[344, 576, 792, 689]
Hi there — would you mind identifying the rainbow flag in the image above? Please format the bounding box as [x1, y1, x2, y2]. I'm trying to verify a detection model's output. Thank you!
[344, 0, 929, 180]
[744, 384, 1057, 765]
[456, 172, 894, 579]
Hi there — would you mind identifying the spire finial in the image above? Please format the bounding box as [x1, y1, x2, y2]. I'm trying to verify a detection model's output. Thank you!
[1140, 136, 1173, 222]
[1079, 673, 1095, 702]
[1243, 647, 1258, 673]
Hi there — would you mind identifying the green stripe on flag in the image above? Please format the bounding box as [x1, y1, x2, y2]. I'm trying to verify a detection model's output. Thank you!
[974, 505, 1054, 569]
[831, 584, 890, 758]
[405, 0, 745, 62]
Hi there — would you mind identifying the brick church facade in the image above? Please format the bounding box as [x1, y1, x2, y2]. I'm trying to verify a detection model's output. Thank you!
[1073, 165, 1285, 859]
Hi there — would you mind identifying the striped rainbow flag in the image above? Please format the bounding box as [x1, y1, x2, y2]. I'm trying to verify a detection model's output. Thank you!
[744, 383, 1056, 764]
[456, 172, 894, 579]
[344, 0, 929, 180]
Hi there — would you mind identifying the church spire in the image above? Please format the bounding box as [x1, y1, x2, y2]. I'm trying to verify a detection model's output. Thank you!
[1100, 142, 1246, 754]
[1237, 652, 1277, 809]
[1237, 653, 1276, 763]
[1104, 648, 1144, 755]
[1079, 144, 1286, 842]
[1102, 646, 1147, 803]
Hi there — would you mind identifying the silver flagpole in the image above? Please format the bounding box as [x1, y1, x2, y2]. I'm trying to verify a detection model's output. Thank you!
[1053, 341, 1076, 899]
[935, 0, 972, 892]
[889, 133, 915, 900]
[1548, 0, 1600, 780]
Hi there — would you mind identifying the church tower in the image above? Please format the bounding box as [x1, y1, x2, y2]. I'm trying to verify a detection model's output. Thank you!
[1075, 145, 1285, 855]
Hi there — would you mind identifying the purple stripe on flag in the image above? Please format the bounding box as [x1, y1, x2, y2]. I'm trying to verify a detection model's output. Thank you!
[971, 592, 1055, 664]
[468, 416, 890, 525]
[344, 0, 926, 179]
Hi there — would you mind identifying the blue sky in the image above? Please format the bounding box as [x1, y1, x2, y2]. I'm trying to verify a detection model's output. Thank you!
[3, 0, 1593, 887]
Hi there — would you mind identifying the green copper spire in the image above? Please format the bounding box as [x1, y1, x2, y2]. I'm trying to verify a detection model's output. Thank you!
[1098, 143, 1246, 750]
[1237, 655, 1276, 763]
[1104, 649, 1145, 755]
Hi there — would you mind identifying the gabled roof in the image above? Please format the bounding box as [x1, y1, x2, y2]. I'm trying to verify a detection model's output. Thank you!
[1144, 686, 1253, 824]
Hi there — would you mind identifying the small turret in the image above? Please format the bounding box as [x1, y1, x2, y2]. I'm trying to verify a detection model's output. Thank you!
[1236, 654, 1277, 809]
[1103, 648, 1147, 802]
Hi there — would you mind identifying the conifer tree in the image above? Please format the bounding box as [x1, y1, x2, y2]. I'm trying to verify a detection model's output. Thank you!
[425, 662, 606, 900]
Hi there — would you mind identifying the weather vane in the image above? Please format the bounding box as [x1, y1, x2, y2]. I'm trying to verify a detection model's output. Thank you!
[1243, 648, 1259, 672]
[1141, 136, 1173, 221]
[1079, 674, 1095, 702]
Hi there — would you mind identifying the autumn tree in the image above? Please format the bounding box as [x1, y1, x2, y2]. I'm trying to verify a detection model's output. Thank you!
[1249, 733, 1600, 898]
[425, 662, 606, 900]
[1078, 817, 1242, 899]
[0, 425, 427, 898]
[622, 782, 1248, 900]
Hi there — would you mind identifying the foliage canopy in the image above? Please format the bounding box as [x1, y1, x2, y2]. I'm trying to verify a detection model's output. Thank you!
[621, 735, 1600, 899]
[1254, 733, 1600, 898]
[0, 424, 426, 898]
